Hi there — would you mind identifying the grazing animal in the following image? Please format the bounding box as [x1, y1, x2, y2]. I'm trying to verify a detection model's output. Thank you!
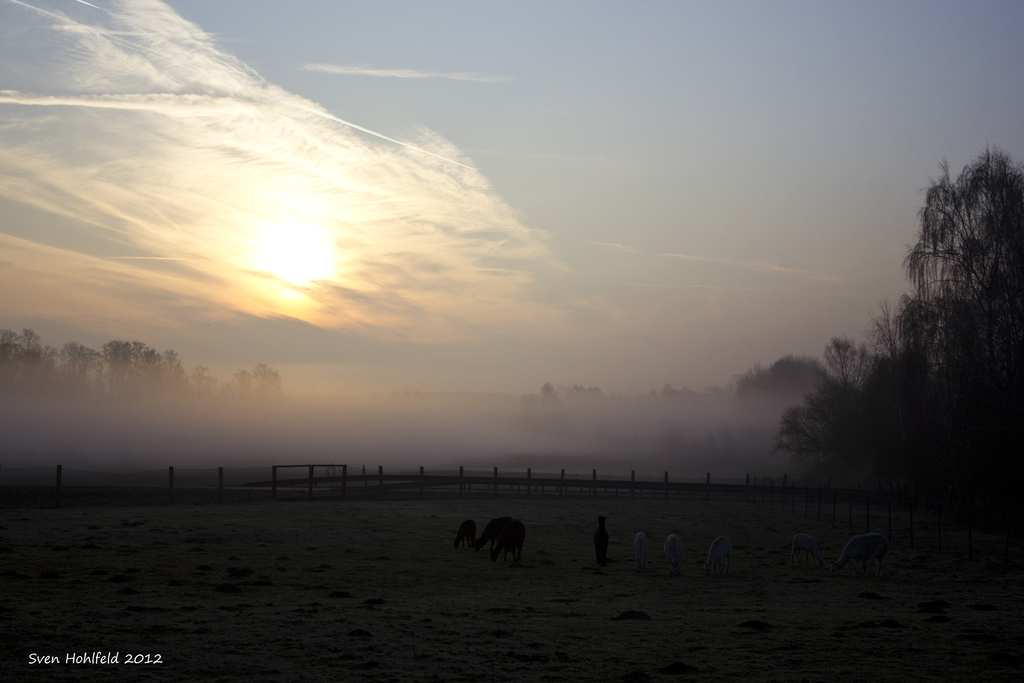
[490, 520, 526, 562]
[474, 517, 514, 551]
[664, 534, 683, 575]
[634, 532, 648, 571]
[705, 536, 732, 575]
[830, 533, 889, 576]
[453, 519, 477, 549]
[790, 533, 824, 567]
[594, 516, 609, 566]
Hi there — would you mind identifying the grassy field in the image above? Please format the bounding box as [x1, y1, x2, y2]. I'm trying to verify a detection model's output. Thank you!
[1, 492, 1021, 682]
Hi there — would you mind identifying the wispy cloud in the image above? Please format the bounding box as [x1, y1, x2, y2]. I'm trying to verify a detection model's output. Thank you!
[0, 0, 560, 342]
[300, 63, 510, 83]
[586, 240, 842, 283]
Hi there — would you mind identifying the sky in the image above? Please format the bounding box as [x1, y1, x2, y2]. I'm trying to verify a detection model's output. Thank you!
[2, 0, 1023, 396]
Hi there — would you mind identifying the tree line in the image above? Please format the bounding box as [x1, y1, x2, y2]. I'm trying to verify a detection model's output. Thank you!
[773, 149, 1024, 495]
[0, 329, 282, 400]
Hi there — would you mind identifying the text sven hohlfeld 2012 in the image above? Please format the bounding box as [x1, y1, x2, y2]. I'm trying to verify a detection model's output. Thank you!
[28, 652, 163, 665]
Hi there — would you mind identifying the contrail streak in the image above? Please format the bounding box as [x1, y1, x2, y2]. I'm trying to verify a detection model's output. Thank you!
[268, 96, 473, 170]
[73, 0, 102, 9]
[4, 0, 473, 170]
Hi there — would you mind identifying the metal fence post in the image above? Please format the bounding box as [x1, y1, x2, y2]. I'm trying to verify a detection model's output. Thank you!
[308, 464, 314, 499]
[664, 471, 669, 499]
[342, 464, 347, 500]
[910, 504, 914, 549]
[272, 466, 277, 500]
[528, 468, 532, 496]
[378, 465, 383, 497]
[459, 466, 464, 496]
[560, 468, 565, 496]
[168, 466, 174, 505]
[705, 472, 711, 501]
[631, 470, 635, 498]
[493, 467, 498, 496]
[968, 494, 973, 560]
[55, 465, 62, 509]
[866, 494, 870, 534]
[218, 467, 223, 504]
[1005, 503, 1011, 564]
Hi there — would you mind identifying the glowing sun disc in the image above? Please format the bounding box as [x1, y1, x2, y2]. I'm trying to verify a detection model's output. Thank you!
[254, 222, 335, 285]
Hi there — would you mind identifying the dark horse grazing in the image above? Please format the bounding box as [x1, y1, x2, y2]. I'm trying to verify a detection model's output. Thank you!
[594, 515, 609, 566]
[490, 520, 526, 562]
[453, 519, 477, 548]
[474, 517, 513, 551]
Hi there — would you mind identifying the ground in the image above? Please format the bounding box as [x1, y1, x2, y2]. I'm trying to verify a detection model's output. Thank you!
[1, 492, 1021, 682]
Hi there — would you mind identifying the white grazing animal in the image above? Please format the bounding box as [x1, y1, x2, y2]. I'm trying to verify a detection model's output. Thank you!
[705, 536, 732, 575]
[664, 534, 683, 575]
[634, 532, 648, 571]
[830, 533, 889, 576]
[791, 533, 824, 567]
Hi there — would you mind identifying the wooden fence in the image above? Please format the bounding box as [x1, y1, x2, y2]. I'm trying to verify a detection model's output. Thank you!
[2, 463, 1019, 562]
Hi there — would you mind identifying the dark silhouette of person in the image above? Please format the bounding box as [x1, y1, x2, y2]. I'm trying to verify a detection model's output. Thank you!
[594, 516, 609, 566]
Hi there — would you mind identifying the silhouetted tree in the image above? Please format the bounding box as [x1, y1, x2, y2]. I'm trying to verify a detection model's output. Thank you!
[775, 149, 1024, 489]
[900, 147, 1024, 488]
[252, 363, 283, 400]
[735, 355, 823, 400]
[773, 337, 874, 471]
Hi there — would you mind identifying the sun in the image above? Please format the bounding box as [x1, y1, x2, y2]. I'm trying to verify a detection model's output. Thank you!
[253, 221, 336, 286]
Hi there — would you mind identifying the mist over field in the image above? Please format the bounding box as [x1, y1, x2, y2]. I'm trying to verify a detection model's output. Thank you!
[0, 383, 804, 477]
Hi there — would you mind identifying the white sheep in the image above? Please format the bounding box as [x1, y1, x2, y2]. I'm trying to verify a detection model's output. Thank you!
[634, 532, 648, 571]
[705, 536, 732, 575]
[830, 533, 889, 576]
[790, 533, 824, 567]
[664, 533, 683, 575]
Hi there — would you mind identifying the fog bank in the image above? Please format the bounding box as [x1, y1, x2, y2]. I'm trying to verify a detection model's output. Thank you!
[1, 386, 801, 478]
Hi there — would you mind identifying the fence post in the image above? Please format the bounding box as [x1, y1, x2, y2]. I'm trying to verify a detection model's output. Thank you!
[832, 490, 837, 528]
[705, 472, 711, 501]
[218, 467, 223, 504]
[308, 464, 314, 499]
[1005, 502, 1011, 564]
[866, 494, 870, 534]
[528, 468, 532, 496]
[805, 486, 809, 518]
[746, 473, 750, 502]
[591, 469, 596, 497]
[378, 465, 383, 498]
[560, 469, 565, 496]
[782, 474, 787, 510]
[968, 494, 973, 560]
[817, 487, 821, 522]
[631, 470, 635, 498]
[168, 466, 174, 505]
[459, 466, 464, 496]
[664, 471, 669, 499]
[770, 478, 774, 509]
[342, 464, 348, 500]
[272, 466, 277, 500]
[493, 467, 498, 496]
[55, 465, 62, 509]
